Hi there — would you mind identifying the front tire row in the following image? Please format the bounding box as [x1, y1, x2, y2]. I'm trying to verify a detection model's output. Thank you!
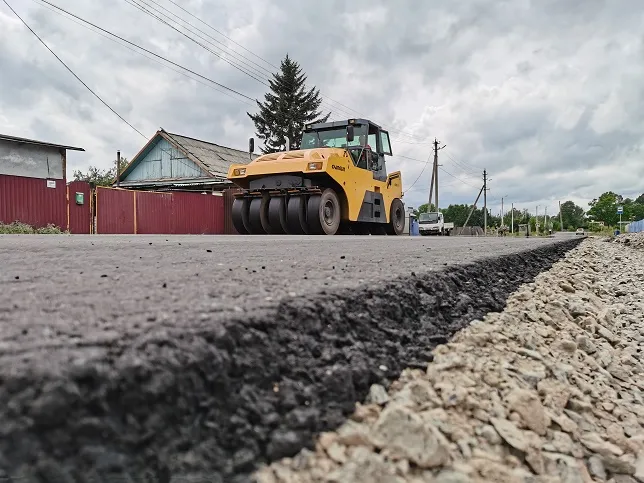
[232, 189, 405, 236]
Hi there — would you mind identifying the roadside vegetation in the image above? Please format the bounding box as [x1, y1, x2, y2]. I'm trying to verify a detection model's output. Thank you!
[0, 222, 68, 234]
[414, 191, 644, 235]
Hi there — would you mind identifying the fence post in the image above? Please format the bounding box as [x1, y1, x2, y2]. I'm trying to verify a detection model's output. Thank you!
[133, 191, 138, 234]
[66, 184, 70, 232]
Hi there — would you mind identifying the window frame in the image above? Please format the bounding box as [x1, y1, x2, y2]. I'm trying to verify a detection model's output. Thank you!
[380, 129, 393, 156]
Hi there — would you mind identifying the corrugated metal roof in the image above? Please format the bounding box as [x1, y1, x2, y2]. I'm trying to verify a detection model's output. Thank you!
[162, 130, 257, 177]
[0, 133, 85, 151]
[119, 177, 232, 187]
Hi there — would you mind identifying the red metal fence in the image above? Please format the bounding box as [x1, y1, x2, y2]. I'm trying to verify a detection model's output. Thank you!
[96, 187, 135, 234]
[1, 176, 232, 235]
[67, 180, 92, 234]
[171, 191, 224, 234]
[95, 187, 225, 234]
[136, 190, 172, 234]
[0, 174, 67, 229]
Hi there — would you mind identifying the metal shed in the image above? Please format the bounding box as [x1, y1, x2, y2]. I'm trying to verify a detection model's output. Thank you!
[0, 133, 85, 228]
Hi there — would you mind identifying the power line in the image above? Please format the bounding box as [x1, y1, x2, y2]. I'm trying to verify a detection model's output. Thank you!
[401, 151, 478, 180]
[141, 0, 274, 76]
[438, 166, 479, 189]
[444, 150, 480, 173]
[124, 0, 349, 121]
[397, 153, 478, 185]
[121, 0, 343, 121]
[164, 0, 278, 71]
[40, 0, 427, 141]
[3, 0, 147, 139]
[127, 0, 425, 140]
[122, 0, 270, 87]
[402, 152, 432, 195]
[19, 0, 435, 147]
[444, 152, 479, 176]
[36, 0, 257, 103]
[31, 0, 256, 107]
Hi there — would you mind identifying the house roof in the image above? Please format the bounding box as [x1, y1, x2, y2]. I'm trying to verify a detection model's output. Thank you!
[120, 129, 256, 182]
[0, 133, 85, 151]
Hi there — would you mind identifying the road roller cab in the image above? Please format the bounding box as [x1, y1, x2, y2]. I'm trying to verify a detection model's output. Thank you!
[227, 119, 404, 236]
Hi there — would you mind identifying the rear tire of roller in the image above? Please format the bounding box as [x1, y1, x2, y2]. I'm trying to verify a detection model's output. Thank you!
[268, 197, 287, 234]
[231, 198, 250, 234]
[286, 196, 308, 234]
[248, 198, 267, 234]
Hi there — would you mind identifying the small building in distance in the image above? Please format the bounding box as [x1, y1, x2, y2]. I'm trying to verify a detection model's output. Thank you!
[0, 133, 85, 228]
[0, 132, 84, 183]
[117, 129, 257, 192]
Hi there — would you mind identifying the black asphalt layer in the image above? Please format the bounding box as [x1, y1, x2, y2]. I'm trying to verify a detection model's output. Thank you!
[0, 234, 583, 483]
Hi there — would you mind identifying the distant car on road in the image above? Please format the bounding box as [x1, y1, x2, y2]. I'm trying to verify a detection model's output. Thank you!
[575, 228, 585, 235]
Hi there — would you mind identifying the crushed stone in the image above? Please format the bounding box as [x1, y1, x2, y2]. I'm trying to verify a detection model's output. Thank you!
[254, 237, 644, 483]
[611, 232, 644, 251]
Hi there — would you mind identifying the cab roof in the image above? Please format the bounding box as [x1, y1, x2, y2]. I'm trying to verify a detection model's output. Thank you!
[304, 118, 384, 131]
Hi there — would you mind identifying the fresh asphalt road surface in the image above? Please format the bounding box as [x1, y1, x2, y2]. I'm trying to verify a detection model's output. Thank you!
[0, 234, 563, 365]
[0, 234, 581, 482]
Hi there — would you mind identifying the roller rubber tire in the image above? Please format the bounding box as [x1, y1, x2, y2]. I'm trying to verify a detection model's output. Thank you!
[307, 189, 341, 235]
[258, 196, 275, 234]
[386, 198, 405, 235]
[231, 198, 249, 234]
[248, 198, 267, 234]
[286, 196, 308, 234]
[268, 197, 288, 234]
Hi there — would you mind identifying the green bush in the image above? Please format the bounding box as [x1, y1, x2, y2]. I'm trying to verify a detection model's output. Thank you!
[36, 224, 66, 234]
[0, 222, 67, 234]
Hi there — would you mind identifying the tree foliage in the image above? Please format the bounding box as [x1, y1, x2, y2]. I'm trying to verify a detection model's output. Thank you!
[248, 54, 330, 154]
[557, 201, 586, 230]
[73, 157, 128, 187]
[587, 191, 624, 227]
[413, 203, 436, 216]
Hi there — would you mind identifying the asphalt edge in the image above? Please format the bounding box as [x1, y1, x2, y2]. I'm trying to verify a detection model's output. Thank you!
[0, 237, 584, 483]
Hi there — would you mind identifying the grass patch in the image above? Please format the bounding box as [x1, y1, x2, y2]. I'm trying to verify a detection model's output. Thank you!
[0, 222, 68, 234]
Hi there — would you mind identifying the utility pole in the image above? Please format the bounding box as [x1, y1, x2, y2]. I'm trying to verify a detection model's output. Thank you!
[544, 207, 548, 233]
[501, 197, 504, 227]
[483, 170, 488, 236]
[535, 205, 539, 235]
[116, 150, 120, 187]
[511, 202, 514, 234]
[559, 201, 563, 232]
[431, 138, 446, 212]
[427, 158, 435, 210]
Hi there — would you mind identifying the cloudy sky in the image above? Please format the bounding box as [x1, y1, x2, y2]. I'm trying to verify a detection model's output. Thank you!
[1, 0, 643, 216]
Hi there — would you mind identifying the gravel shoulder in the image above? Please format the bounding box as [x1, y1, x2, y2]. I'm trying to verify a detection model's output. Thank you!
[256, 235, 644, 483]
[0, 235, 581, 483]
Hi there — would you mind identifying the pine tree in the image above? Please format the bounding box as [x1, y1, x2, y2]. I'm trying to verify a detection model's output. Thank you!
[248, 54, 330, 154]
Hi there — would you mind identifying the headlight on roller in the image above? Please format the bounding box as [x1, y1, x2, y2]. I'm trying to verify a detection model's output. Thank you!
[233, 168, 246, 176]
[307, 162, 322, 171]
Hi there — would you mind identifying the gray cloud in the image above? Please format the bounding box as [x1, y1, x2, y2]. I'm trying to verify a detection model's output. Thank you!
[1, 0, 643, 218]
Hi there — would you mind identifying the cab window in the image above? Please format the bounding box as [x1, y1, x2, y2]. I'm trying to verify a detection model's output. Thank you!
[380, 130, 392, 155]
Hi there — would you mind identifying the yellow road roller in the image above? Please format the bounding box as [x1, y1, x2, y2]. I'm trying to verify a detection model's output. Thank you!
[227, 118, 404, 235]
